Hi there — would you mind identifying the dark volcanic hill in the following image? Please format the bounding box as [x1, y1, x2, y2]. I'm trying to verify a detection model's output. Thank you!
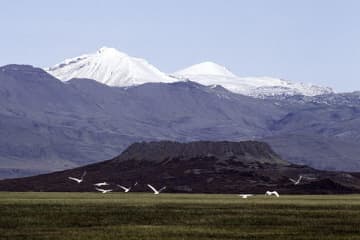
[0, 141, 359, 194]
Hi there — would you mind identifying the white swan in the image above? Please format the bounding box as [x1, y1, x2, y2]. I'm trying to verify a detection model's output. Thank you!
[147, 184, 166, 195]
[265, 191, 280, 197]
[94, 182, 109, 187]
[289, 175, 303, 185]
[68, 171, 86, 183]
[117, 185, 131, 193]
[238, 194, 254, 199]
[95, 187, 112, 194]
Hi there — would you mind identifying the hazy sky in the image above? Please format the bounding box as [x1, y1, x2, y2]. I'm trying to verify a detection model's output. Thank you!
[1, 0, 359, 92]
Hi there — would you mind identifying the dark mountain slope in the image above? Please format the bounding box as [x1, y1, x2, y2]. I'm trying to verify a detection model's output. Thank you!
[0, 141, 359, 194]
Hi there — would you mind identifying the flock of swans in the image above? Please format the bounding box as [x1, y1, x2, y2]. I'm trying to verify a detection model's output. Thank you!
[67, 171, 166, 195]
[239, 175, 304, 198]
[68, 171, 305, 197]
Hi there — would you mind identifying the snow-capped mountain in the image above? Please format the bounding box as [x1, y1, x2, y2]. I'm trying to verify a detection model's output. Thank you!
[173, 62, 333, 97]
[47, 47, 332, 97]
[46, 47, 176, 87]
[174, 61, 237, 78]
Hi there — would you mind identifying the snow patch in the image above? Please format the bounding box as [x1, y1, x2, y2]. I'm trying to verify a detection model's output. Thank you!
[174, 63, 333, 97]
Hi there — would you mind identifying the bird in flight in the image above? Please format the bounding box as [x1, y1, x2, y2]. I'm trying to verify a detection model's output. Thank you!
[117, 185, 132, 193]
[289, 175, 303, 185]
[265, 191, 280, 197]
[94, 182, 109, 187]
[238, 194, 254, 199]
[147, 184, 166, 195]
[68, 171, 86, 183]
[95, 188, 112, 194]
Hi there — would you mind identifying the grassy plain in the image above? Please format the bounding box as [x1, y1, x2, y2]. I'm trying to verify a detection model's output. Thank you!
[1, 192, 360, 240]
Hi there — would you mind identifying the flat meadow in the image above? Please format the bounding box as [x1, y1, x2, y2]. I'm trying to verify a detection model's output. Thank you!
[1, 192, 360, 240]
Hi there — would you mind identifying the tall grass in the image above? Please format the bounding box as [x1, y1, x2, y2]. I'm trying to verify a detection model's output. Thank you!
[1, 192, 360, 239]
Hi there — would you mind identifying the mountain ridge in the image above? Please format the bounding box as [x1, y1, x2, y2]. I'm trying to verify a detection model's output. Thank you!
[116, 140, 287, 165]
[46, 47, 333, 97]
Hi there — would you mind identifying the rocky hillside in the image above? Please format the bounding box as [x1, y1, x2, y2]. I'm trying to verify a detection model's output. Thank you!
[116, 141, 287, 164]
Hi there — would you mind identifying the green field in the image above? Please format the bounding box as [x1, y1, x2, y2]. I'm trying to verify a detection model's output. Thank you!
[1, 193, 360, 240]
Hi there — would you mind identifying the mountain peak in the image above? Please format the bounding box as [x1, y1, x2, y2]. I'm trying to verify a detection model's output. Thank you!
[175, 61, 237, 78]
[46, 47, 175, 87]
[96, 46, 128, 58]
[1, 64, 58, 80]
[173, 62, 333, 97]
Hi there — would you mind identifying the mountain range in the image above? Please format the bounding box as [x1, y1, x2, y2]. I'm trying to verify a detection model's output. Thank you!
[47, 47, 333, 97]
[0, 47, 359, 179]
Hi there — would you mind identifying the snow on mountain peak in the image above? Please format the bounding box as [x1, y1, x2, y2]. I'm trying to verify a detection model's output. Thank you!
[173, 63, 333, 97]
[46, 47, 175, 87]
[175, 61, 237, 78]
[96, 46, 128, 57]
[46, 47, 333, 97]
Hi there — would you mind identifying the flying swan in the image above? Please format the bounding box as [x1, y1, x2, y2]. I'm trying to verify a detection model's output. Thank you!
[94, 182, 109, 187]
[238, 194, 254, 199]
[265, 191, 280, 197]
[117, 185, 132, 193]
[68, 171, 86, 183]
[289, 175, 303, 185]
[95, 188, 113, 194]
[147, 184, 166, 195]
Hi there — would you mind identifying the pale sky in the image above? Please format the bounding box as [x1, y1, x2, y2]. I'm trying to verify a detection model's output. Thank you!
[1, 0, 359, 92]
